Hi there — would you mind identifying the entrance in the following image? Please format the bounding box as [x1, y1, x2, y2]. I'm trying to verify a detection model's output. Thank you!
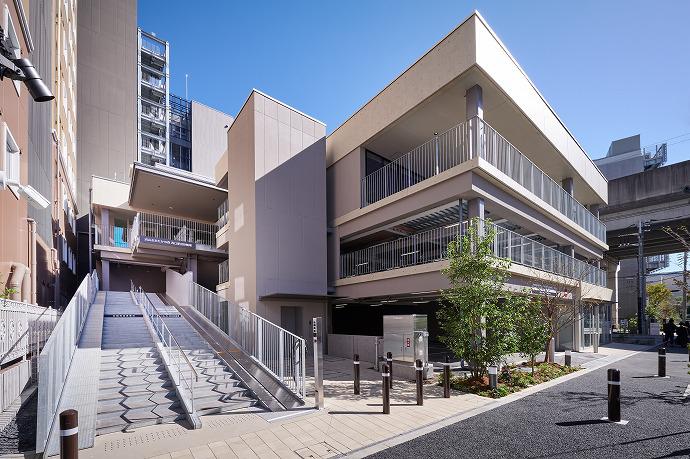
[581, 303, 611, 351]
[280, 306, 303, 337]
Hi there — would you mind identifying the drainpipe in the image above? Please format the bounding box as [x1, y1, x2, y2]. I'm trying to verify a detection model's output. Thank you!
[28, 219, 37, 304]
[22, 268, 30, 303]
[89, 186, 93, 275]
[8, 263, 26, 301]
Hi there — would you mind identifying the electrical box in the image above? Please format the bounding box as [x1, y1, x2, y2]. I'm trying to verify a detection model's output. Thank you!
[383, 314, 429, 364]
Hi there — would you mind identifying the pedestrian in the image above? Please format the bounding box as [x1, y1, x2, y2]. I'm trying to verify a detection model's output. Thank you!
[663, 318, 676, 346]
[676, 321, 688, 348]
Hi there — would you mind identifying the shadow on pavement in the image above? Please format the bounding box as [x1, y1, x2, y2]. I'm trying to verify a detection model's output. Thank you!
[555, 419, 608, 427]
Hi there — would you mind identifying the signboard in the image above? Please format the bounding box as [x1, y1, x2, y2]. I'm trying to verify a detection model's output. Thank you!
[140, 236, 194, 250]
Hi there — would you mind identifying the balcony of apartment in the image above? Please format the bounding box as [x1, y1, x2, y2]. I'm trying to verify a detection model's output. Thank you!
[359, 117, 606, 244]
[141, 85, 166, 106]
[140, 134, 166, 160]
[95, 223, 132, 251]
[140, 101, 166, 124]
[339, 218, 607, 291]
[140, 33, 166, 59]
[215, 198, 230, 250]
[141, 117, 166, 138]
[140, 70, 166, 91]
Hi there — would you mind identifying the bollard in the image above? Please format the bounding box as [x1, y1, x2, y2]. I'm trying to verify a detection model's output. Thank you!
[386, 352, 393, 389]
[59, 409, 78, 459]
[382, 363, 391, 414]
[658, 347, 666, 377]
[607, 368, 621, 422]
[353, 353, 360, 395]
[443, 355, 451, 398]
[565, 349, 572, 367]
[415, 359, 424, 406]
[488, 365, 497, 389]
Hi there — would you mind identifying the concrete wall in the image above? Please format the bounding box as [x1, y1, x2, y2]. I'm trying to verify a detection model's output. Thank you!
[327, 334, 380, 364]
[76, 0, 137, 215]
[166, 268, 192, 306]
[191, 101, 233, 179]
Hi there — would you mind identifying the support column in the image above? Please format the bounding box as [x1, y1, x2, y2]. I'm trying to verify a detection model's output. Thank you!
[465, 85, 483, 120]
[467, 197, 485, 220]
[102, 260, 110, 291]
[188, 254, 198, 282]
[562, 177, 574, 195]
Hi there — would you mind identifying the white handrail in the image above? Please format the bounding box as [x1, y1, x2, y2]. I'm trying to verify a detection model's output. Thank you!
[132, 283, 198, 414]
[188, 282, 306, 399]
[36, 271, 99, 454]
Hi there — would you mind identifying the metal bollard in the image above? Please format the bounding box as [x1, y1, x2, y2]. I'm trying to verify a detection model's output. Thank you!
[353, 353, 360, 395]
[386, 352, 393, 389]
[658, 347, 666, 377]
[382, 363, 391, 414]
[488, 365, 497, 389]
[415, 359, 424, 406]
[443, 355, 451, 398]
[60, 409, 78, 459]
[565, 349, 572, 367]
[607, 368, 621, 422]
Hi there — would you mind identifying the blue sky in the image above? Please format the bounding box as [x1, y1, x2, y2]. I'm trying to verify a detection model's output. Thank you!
[139, 0, 690, 163]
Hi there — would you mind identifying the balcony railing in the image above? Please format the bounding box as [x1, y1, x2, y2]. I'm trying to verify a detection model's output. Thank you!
[340, 220, 607, 287]
[141, 103, 165, 122]
[133, 212, 218, 249]
[216, 199, 229, 228]
[360, 117, 606, 243]
[218, 259, 229, 284]
[141, 136, 166, 157]
[95, 224, 131, 248]
[141, 37, 165, 58]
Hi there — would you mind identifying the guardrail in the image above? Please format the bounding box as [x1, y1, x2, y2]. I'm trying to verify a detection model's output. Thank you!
[133, 212, 218, 249]
[189, 282, 306, 399]
[95, 224, 131, 249]
[132, 283, 199, 414]
[218, 260, 229, 284]
[340, 219, 607, 287]
[360, 116, 606, 242]
[36, 271, 99, 455]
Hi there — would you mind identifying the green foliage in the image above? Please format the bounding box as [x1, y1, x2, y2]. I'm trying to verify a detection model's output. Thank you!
[0, 287, 17, 303]
[438, 218, 519, 378]
[514, 296, 551, 374]
[647, 283, 679, 322]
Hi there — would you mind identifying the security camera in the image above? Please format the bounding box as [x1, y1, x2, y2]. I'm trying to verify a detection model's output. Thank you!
[12, 58, 54, 102]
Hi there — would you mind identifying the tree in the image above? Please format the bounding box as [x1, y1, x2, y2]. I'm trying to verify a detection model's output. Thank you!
[439, 218, 519, 379]
[514, 295, 551, 374]
[647, 283, 680, 322]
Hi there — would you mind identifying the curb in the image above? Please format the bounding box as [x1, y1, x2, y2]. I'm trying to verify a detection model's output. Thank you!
[343, 346, 652, 458]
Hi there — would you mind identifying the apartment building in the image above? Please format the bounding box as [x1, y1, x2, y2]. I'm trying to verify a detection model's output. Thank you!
[326, 12, 614, 352]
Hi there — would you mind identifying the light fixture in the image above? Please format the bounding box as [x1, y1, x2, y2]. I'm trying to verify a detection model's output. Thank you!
[370, 303, 382, 307]
[0, 56, 53, 102]
[335, 304, 346, 309]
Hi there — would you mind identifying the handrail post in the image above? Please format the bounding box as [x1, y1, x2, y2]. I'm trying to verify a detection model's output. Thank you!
[279, 329, 285, 382]
[257, 318, 263, 362]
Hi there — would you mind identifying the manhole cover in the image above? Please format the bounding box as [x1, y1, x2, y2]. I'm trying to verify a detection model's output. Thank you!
[294, 441, 340, 458]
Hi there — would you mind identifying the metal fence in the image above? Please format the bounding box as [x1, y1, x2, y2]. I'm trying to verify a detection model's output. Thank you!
[36, 271, 99, 454]
[218, 259, 229, 284]
[189, 282, 306, 399]
[133, 284, 198, 413]
[360, 117, 606, 242]
[133, 212, 217, 248]
[340, 220, 607, 287]
[217, 199, 229, 228]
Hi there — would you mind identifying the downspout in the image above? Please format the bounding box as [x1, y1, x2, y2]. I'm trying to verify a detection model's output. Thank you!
[8, 263, 26, 301]
[22, 268, 30, 303]
[88, 186, 93, 275]
[28, 218, 37, 304]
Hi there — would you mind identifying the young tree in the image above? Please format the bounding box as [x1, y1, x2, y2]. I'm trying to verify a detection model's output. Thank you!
[647, 282, 680, 322]
[439, 218, 518, 380]
[514, 295, 551, 374]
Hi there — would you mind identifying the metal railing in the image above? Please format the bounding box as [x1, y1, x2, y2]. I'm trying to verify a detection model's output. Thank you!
[218, 259, 229, 284]
[189, 282, 306, 398]
[36, 271, 99, 454]
[360, 117, 606, 242]
[141, 36, 165, 57]
[0, 300, 59, 367]
[132, 283, 198, 414]
[141, 136, 166, 157]
[216, 199, 229, 228]
[141, 102, 165, 121]
[340, 220, 607, 287]
[133, 212, 218, 249]
[95, 224, 131, 248]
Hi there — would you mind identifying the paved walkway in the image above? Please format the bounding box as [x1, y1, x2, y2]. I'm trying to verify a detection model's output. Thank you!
[368, 346, 690, 459]
[71, 343, 648, 459]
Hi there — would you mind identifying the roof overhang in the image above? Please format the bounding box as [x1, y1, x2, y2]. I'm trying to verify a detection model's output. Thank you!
[129, 162, 227, 222]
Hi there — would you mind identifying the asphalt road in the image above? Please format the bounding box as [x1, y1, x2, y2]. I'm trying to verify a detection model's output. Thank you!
[368, 348, 690, 459]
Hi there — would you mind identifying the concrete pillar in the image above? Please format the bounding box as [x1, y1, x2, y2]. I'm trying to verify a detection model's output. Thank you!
[188, 254, 198, 282]
[102, 208, 110, 228]
[562, 177, 574, 196]
[465, 85, 483, 120]
[467, 197, 485, 220]
[102, 260, 110, 290]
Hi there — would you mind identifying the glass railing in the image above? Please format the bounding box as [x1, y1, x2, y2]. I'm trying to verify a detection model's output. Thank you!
[340, 220, 607, 287]
[360, 117, 606, 243]
[141, 37, 165, 57]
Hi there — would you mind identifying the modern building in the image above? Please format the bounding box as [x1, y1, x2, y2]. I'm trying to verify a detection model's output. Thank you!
[325, 12, 613, 352]
[595, 135, 670, 322]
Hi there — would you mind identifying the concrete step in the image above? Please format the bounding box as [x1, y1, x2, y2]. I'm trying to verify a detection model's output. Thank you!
[97, 391, 180, 414]
[98, 379, 174, 400]
[95, 403, 186, 435]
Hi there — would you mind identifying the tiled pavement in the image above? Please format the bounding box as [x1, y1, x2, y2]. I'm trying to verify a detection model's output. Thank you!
[75, 343, 647, 459]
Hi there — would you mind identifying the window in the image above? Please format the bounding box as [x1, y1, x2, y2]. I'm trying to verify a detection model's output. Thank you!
[3, 5, 21, 94]
[3, 123, 20, 196]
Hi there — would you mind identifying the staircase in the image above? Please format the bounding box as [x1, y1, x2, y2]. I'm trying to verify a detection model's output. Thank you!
[96, 292, 185, 435]
[145, 293, 261, 415]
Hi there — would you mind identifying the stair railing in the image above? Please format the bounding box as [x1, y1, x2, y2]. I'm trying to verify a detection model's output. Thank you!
[134, 285, 199, 413]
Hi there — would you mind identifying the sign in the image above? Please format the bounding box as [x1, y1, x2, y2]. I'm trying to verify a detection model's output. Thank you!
[406, 337, 411, 348]
[140, 236, 194, 249]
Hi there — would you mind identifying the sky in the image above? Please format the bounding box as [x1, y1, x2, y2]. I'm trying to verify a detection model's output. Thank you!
[139, 0, 690, 162]
[139, 0, 690, 269]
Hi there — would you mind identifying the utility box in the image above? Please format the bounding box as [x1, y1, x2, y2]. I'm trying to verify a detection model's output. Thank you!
[383, 314, 429, 365]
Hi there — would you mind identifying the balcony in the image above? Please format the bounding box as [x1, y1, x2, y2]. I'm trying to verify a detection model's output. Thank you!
[141, 102, 165, 122]
[141, 135, 166, 159]
[216, 199, 229, 228]
[340, 220, 607, 287]
[141, 72, 166, 90]
[132, 212, 219, 252]
[218, 259, 229, 284]
[141, 36, 165, 58]
[360, 117, 606, 243]
[95, 224, 131, 249]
